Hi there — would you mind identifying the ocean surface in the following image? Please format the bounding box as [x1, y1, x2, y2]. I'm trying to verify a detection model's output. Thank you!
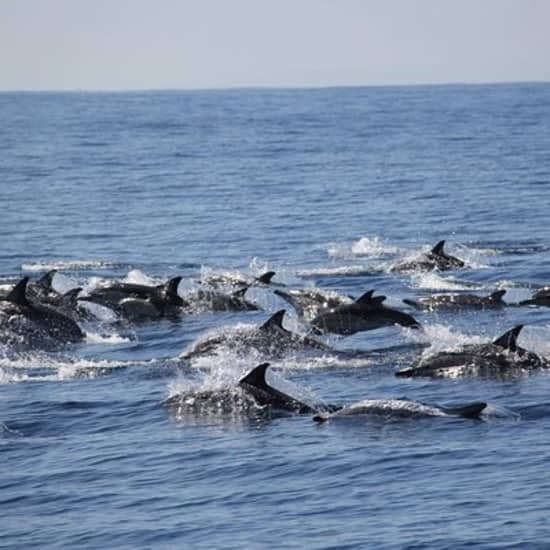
[1, 83, 550, 549]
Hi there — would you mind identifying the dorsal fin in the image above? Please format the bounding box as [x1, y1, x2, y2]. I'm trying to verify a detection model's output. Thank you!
[489, 289, 506, 302]
[239, 362, 270, 390]
[6, 277, 30, 306]
[232, 286, 249, 299]
[355, 290, 386, 305]
[493, 325, 523, 351]
[431, 240, 446, 256]
[256, 271, 275, 285]
[164, 276, 182, 296]
[355, 290, 374, 304]
[260, 309, 286, 331]
[62, 287, 82, 305]
[36, 269, 57, 288]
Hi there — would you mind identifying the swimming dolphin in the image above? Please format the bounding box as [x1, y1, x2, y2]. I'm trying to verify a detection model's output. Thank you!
[274, 288, 353, 321]
[79, 276, 186, 317]
[199, 270, 277, 289]
[313, 399, 486, 422]
[520, 287, 550, 307]
[181, 309, 331, 359]
[391, 240, 465, 273]
[310, 290, 420, 335]
[395, 325, 550, 378]
[166, 362, 329, 416]
[0, 277, 84, 347]
[188, 286, 260, 312]
[403, 290, 506, 311]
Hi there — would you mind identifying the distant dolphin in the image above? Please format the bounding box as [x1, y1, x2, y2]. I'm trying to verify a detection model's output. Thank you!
[391, 240, 465, 273]
[395, 325, 550, 378]
[166, 362, 330, 416]
[199, 270, 277, 289]
[310, 290, 420, 335]
[313, 399, 486, 422]
[181, 309, 331, 359]
[274, 288, 353, 321]
[520, 287, 550, 307]
[0, 277, 84, 347]
[188, 286, 260, 312]
[403, 290, 506, 311]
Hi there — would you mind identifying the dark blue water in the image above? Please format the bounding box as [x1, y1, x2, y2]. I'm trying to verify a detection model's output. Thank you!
[1, 84, 550, 549]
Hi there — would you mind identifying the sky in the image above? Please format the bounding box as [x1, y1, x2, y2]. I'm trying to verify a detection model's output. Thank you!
[1, 0, 549, 91]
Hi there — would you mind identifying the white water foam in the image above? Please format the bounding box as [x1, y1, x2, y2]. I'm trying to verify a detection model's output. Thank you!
[404, 323, 486, 356]
[410, 272, 484, 291]
[22, 260, 119, 272]
[328, 235, 401, 260]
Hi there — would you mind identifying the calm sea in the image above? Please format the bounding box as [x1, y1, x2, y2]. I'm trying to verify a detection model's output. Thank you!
[1, 83, 550, 549]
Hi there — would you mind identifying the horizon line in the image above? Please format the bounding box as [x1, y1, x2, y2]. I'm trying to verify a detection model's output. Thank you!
[1, 79, 549, 94]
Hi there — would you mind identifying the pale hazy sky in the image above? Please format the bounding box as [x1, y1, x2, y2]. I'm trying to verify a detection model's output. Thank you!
[1, 0, 549, 91]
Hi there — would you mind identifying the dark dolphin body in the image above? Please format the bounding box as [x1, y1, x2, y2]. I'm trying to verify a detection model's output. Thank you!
[0, 277, 84, 348]
[396, 325, 550, 378]
[166, 363, 329, 416]
[79, 276, 186, 320]
[403, 290, 507, 311]
[181, 309, 332, 359]
[310, 290, 420, 336]
[391, 240, 465, 273]
[188, 286, 260, 312]
[520, 287, 550, 307]
[274, 288, 352, 321]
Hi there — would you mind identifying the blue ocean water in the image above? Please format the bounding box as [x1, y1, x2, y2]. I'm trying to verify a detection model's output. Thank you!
[1, 83, 550, 549]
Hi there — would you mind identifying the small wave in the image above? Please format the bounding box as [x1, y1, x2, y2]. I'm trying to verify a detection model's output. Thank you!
[328, 235, 401, 260]
[404, 323, 486, 355]
[296, 265, 380, 278]
[410, 272, 483, 291]
[21, 260, 121, 272]
[85, 332, 133, 344]
[122, 269, 164, 286]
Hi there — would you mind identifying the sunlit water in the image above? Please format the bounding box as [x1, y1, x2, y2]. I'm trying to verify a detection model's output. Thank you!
[1, 84, 550, 548]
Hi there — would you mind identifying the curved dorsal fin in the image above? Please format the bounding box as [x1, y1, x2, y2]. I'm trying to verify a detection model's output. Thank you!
[6, 277, 30, 306]
[232, 286, 249, 299]
[164, 276, 182, 295]
[256, 271, 275, 285]
[239, 362, 270, 390]
[493, 325, 523, 351]
[260, 309, 286, 331]
[356, 290, 386, 305]
[36, 269, 57, 288]
[62, 287, 82, 305]
[489, 289, 506, 302]
[431, 240, 446, 256]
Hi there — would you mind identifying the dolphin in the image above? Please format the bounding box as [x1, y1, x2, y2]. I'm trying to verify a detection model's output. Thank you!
[199, 270, 277, 289]
[403, 290, 506, 311]
[391, 240, 465, 273]
[274, 288, 353, 321]
[313, 399, 486, 422]
[520, 287, 550, 307]
[0, 277, 84, 346]
[181, 309, 332, 359]
[79, 276, 187, 317]
[395, 325, 550, 378]
[310, 290, 420, 336]
[166, 362, 330, 416]
[189, 286, 260, 312]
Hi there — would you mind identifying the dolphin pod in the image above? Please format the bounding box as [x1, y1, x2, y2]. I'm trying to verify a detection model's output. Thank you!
[3, 237, 549, 426]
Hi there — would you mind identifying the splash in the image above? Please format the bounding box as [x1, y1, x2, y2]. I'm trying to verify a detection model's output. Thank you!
[409, 272, 483, 291]
[404, 323, 486, 356]
[22, 260, 121, 272]
[327, 235, 401, 260]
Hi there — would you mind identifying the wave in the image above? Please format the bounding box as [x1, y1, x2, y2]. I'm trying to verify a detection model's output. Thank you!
[409, 272, 484, 291]
[21, 260, 122, 272]
[327, 235, 401, 260]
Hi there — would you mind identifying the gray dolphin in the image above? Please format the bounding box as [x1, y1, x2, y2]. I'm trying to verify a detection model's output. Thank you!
[395, 325, 550, 378]
[274, 288, 353, 321]
[79, 276, 187, 317]
[199, 270, 276, 289]
[0, 277, 84, 347]
[403, 290, 506, 311]
[313, 399, 486, 422]
[310, 290, 420, 335]
[520, 287, 550, 307]
[391, 240, 465, 273]
[166, 362, 329, 416]
[181, 309, 331, 359]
